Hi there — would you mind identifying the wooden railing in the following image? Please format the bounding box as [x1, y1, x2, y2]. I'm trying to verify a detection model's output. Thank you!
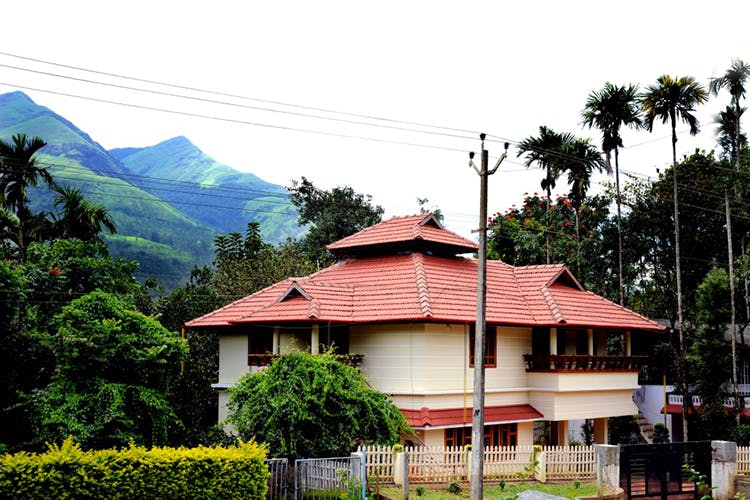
[523, 354, 647, 372]
[248, 353, 364, 367]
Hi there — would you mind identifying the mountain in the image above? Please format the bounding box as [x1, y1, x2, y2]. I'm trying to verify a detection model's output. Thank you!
[0, 91, 302, 289]
[109, 136, 300, 242]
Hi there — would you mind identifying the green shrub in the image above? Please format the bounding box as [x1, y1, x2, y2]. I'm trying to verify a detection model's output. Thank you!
[0, 437, 268, 499]
[448, 481, 461, 494]
[653, 423, 670, 443]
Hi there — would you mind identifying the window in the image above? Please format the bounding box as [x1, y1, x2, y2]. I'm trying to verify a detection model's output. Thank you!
[444, 423, 518, 447]
[248, 331, 274, 366]
[469, 324, 497, 368]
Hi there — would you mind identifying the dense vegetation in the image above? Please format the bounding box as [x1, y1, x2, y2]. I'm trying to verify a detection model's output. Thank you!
[2, 58, 750, 454]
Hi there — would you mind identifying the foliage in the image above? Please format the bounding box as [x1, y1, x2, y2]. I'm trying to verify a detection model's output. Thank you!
[687, 267, 734, 440]
[0, 436, 268, 499]
[227, 350, 408, 459]
[156, 267, 226, 446]
[607, 416, 645, 445]
[652, 423, 670, 443]
[213, 222, 316, 298]
[288, 176, 384, 265]
[736, 424, 750, 445]
[682, 463, 714, 500]
[488, 193, 615, 296]
[27, 291, 187, 449]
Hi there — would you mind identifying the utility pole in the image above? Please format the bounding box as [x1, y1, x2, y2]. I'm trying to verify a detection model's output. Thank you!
[469, 134, 508, 500]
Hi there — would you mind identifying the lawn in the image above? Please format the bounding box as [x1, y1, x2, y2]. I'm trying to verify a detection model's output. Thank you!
[378, 480, 598, 499]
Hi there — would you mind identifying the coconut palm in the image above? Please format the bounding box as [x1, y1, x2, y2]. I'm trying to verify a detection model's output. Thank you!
[581, 83, 642, 305]
[561, 138, 606, 276]
[517, 126, 576, 263]
[710, 59, 750, 423]
[641, 74, 708, 441]
[51, 184, 117, 244]
[0, 134, 52, 261]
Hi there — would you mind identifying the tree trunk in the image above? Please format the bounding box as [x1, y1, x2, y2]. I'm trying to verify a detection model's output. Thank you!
[671, 116, 688, 442]
[615, 147, 624, 305]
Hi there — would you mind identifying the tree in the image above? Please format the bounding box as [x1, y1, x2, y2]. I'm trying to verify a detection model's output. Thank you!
[288, 177, 384, 265]
[0, 134, 52, 261]
[710, 59, 750, 421]
[156, 267, 227, 446]
[641, 75, 708, 441]
[488, 193, 613, 295]
[227, 350, 408, 459]
[715, 106, 747, 161]
[581, 82, 642, 305]
[688, 267, 734, 440]
[28, 291, 187, 449]
[50, 184, 117, 243]
[517, 126, 576, 263]
[213, 222, 315, 298]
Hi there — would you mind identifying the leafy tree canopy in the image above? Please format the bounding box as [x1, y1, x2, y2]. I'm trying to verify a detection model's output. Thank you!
[228, 350, 408, 459]
[29, 291, 187, 449]
[288, 176, 384, 265]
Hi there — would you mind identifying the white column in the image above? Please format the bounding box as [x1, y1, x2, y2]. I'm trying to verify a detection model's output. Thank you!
[625, 330, 632, 356]
[311, 324, 319, 354]
[272, 326, 280, 354]
[711, 440, 737, 500]
[549, 327, 558, 355]
[587, 328, 594, 355]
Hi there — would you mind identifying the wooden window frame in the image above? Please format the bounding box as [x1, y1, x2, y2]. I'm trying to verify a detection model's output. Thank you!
[469, 324, 497, 368]
[444, 423, 518, 447]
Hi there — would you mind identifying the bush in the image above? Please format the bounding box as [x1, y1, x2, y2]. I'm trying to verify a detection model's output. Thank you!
[652, 423, 670, 443]
[0, 437, 268, 499]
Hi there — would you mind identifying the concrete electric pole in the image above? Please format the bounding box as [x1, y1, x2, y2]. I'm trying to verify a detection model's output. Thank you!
[469, 134, 508, 499]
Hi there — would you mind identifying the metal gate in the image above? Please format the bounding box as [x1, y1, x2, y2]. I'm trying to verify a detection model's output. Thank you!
[620, 441, 711, 500]
[294, 453, 366, 499]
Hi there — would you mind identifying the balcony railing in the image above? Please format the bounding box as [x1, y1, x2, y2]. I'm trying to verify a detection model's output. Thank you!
[523, 354, 647, 373]
[248, 353, 364, 367]
[668, 393, 750, 408]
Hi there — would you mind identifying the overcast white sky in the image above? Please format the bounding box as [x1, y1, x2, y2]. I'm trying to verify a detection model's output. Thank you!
[2, 1, 748, 238]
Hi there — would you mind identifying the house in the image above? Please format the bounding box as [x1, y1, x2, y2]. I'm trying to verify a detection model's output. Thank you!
[185, 213, 664, 447]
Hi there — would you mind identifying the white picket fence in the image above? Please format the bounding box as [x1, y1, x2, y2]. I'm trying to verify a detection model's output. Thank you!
[359, 445, 595, 484]
[738, 446, 750, 473]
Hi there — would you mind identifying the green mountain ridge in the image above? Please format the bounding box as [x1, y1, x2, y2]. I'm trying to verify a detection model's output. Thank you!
[0, 91, 302, 289]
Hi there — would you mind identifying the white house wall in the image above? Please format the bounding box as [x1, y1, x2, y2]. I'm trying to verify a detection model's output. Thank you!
[218, 333, 249, 385]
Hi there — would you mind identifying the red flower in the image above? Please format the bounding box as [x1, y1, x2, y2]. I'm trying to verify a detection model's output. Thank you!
[49, 269, 61, 275]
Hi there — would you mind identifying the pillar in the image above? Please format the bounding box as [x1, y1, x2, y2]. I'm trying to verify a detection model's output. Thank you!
[587, 328, 594, 355]
[593, 418, 608, 444]
[272, 326, 280, 354]
[311, 324, 319, 355]
[711, 440, 737, 500]
[625, 330, 632, 356]
[550, 327, 558, 355]
[594, 444, 619, 496]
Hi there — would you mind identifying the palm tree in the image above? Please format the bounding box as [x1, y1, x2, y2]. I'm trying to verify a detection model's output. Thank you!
[517, 126, 575, 263]
[709, 59, 750, 423]
[0, 134, 52, 261]
[561, 138, 606, 276]
[581, 83, 642, 305]
[715, 106, 747, 161]
[641, 74, 708, 441]
[51, 184, 117, 244]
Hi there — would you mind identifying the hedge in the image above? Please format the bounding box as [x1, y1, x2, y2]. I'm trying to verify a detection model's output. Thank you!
[0, 437, 268, 499]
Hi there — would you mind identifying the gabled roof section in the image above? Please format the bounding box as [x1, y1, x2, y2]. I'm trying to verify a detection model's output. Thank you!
[326, 214, 478, 257]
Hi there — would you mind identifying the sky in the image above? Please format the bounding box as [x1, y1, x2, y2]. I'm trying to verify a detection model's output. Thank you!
[2, 1, 749, 238]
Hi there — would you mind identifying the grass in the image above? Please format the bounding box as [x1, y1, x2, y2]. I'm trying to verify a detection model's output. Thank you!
[379, 480, 598, 499]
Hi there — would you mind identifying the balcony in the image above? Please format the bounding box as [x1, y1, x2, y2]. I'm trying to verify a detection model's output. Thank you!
[248, 353, 364, 368]
[523, 354, 647, 373]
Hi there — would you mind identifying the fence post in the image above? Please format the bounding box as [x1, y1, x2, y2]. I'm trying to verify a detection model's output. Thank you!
[594, 444, 620, 496]
[711, 440, 737, 500]
[536, 446, 547, 483]
[465, 445, 472, 482]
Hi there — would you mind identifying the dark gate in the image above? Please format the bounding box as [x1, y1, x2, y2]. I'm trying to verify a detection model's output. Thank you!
[620, 441, 711, 500]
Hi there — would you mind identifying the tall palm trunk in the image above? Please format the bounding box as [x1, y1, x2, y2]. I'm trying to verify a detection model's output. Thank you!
[671, 113, 688, 442]
[726, 188, 739, 423]
[546, 165, 551, 264]
[615, 147, 624, 305]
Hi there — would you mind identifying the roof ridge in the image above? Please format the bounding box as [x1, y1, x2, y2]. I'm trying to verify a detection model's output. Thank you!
[510, 265, 540, 323]
[412, 253, 433, 318]
[541, 285, 566, 324]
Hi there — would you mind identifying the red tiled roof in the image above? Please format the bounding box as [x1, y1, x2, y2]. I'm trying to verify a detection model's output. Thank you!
[401, 405, 543, 429]
[186, 216, 664, 332]
[327, 214, 478, 255]
[661, 404, 750, 418]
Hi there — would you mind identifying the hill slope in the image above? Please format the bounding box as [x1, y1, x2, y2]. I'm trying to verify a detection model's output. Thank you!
[0, 91, 301, 288]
